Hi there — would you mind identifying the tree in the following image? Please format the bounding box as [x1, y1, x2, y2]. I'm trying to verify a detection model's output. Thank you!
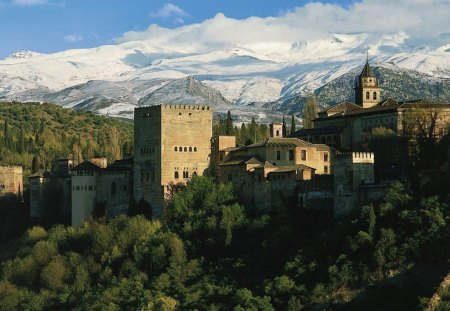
[225, 111, 234, 135]
[18, 128, 25, 154]
[290, 115, 296, 135]
[302, 94, 319, 129]
[31, 155, 40, 174]
[282, 115, 287, 137]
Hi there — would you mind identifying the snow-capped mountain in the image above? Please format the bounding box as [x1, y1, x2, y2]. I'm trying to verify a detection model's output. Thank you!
[0, 32, 448, 122]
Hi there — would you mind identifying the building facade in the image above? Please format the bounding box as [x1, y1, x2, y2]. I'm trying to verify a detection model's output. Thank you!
[133, 104, 213, 217]
[0, 166, 23, 202]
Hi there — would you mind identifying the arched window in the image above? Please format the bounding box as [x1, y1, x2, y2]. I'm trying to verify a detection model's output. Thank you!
[276, 130, 280, 137]
[366, 91, 370, 99]
[192, 172, 197, 177]
[194, 147, 197, 152]
[373, 92, 377, 100]
[184, 147, 187, 152]
[111, 182, 116, 196]
[179, 146, 182, 152]
[174, 147, 178, 151]
[189, 147, 192, 152]
[174, 171, 179, 179]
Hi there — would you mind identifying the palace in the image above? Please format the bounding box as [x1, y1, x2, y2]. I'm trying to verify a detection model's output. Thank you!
[292, 59, 450, 151]
[24, 60, 449, 225]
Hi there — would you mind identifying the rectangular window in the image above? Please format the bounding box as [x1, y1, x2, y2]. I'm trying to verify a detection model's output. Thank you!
[276, 151, 281, 160]
[324, 154, 329, 162]
[289, 150, 294, 161]
[301, 150, 307, 161]
[324, 166, 329, 174]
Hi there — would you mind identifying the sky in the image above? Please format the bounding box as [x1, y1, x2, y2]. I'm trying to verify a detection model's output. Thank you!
[0, 0, 448, 59]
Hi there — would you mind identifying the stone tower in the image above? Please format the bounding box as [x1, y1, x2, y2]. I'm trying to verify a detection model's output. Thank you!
[134, 104, 212, 218]
[354, 58, 381, 108]
[269, 122, 283, 138]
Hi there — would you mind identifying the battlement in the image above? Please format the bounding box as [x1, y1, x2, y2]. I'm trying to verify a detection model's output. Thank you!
[0, 166, 23, 174]
[135, 104, 211, 114]
[352, 152, 374, 163]
[334, 151, 374, 163]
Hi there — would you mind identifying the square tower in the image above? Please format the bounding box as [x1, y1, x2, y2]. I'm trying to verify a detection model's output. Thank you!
[354, 60, 381, 108]
[134, 104, 213, 217]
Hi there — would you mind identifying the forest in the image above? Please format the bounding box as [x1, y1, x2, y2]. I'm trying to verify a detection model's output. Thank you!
[0, 102, 133, 172]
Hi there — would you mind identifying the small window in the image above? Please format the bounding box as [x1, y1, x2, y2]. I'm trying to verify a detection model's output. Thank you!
[276, 130, 280, 137]
[174, 146, 178, 151]
[192, 172, 197, 177]
[184, 147, 187, 152]
[194, 147, 197, 152]
[373, 91, 377, 100]
[289, 150, 294, 160]
[301, 150, 307, 161]
[276, 151, 281, 160]
[366, 91, 370, 100]
[111, 182, 117, 196]
[175, 171, 179, 179]
[324, 166, 329, 174]
[189, 147, 192, 152]
[179, 146, 182, 152]
[324, 154, 329, 162]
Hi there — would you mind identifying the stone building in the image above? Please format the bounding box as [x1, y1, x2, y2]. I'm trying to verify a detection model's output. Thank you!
[212, 125, 331, 211]
[333, 152, 375, 217]
[0, 166, 23, 201]
[29, 159, 72, 222]
[291, 60, 450, 151]
[133, 104, 212, 217]
[71, 158, 132, 226]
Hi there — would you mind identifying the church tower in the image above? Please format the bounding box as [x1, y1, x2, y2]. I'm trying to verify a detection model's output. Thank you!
[354, 57, 381, 108]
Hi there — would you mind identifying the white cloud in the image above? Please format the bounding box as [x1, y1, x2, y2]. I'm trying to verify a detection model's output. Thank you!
[64, 34, 83, 43]
[116, 0, 449, 51]
[149, 3, 189, 24]
[12, 0, 47, 5]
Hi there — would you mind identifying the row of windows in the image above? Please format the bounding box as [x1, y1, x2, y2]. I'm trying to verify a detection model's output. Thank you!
[365, 91, 377, 100]
[174, 171, 198, 179]
[275, 150, 296, 161]
[174, 146, 198, 152]
[73, 185, 96, 191]
[140, 147, 156, 156]
[140, 171, 156, 182]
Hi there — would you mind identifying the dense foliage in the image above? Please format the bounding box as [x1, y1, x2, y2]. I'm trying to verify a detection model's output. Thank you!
[0, 175, 449, 310]
[0, 102, 133, 172]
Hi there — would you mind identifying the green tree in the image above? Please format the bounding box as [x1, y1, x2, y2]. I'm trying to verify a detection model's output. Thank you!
[290, 115, 296, 135]
[302, 94, 319, 129]
[226, 111, 234, 135]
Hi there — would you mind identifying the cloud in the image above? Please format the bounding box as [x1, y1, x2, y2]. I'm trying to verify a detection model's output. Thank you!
[149, 3, 189, 24]
[12, 0, 47, 5]
[64, 34, 83, 43]
[116, 0, 449, 51]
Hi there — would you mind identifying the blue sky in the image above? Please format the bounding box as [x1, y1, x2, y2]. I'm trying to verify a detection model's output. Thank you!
[0, 0, 356, 58]
[0, 0, 448, 59]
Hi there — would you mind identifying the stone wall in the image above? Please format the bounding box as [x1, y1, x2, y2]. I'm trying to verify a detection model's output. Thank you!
[134, 105, 212, 217]
[0, 166, 23, 200]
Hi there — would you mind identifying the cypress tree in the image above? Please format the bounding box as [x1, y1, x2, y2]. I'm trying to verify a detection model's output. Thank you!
[282, 115, 287, 137]
[303, 94, 320, 129]
[18, 128, 25, 154]
[291, 115, 296, 135]
[32, 155, 40, 174]
[225, 111, 233, 136]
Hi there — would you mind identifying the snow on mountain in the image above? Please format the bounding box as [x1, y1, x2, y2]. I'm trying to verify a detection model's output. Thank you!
[0, 32, 448, 121]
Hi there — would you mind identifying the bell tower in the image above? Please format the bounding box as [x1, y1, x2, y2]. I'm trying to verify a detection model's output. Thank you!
[354, 54, 381, 108]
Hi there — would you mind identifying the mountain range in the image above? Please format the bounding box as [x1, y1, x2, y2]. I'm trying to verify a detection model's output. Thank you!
[0, 33, 448, 123]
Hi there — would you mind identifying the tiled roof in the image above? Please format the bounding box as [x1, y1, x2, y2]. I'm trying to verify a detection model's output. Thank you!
[219, 156, 262, 166]
[72, 161, 102, 172]
[360, 60, 375, 78]
[247, 137, 312, 148]
[291, 126, 342, 137]
[268, 164, 316, 174]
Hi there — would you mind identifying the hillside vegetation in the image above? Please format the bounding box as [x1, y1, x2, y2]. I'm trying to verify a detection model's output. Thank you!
[0, 102, 133, 172]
